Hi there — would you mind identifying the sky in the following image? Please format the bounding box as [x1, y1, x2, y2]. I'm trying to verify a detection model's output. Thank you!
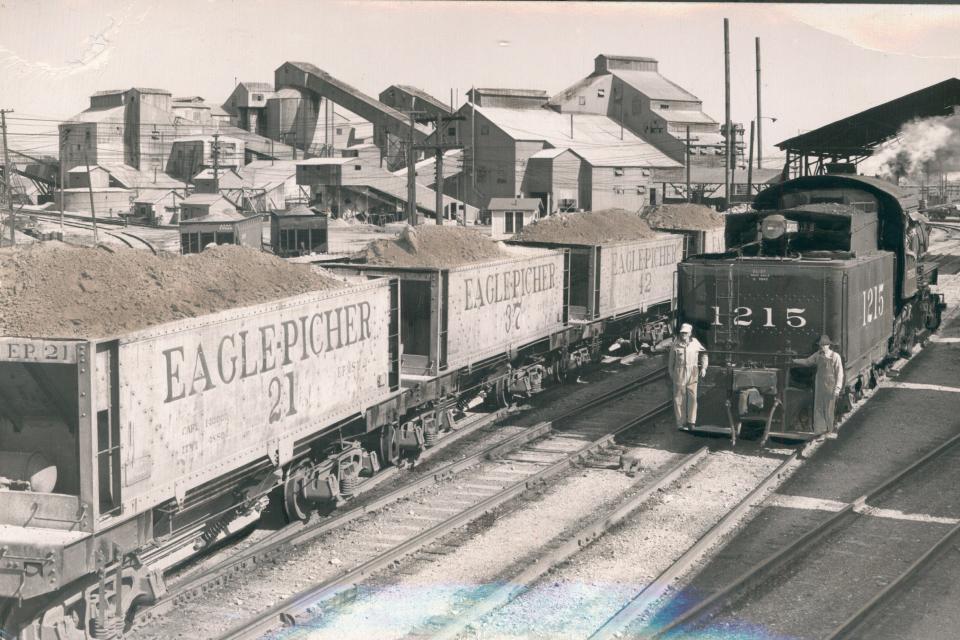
[3, 1, 960, 166]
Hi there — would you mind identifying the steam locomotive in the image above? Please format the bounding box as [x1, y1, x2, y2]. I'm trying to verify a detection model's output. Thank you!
[677, 174, 945, 443]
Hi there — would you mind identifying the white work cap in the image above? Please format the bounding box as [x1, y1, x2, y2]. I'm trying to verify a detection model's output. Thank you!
[679, 323, 693, 334]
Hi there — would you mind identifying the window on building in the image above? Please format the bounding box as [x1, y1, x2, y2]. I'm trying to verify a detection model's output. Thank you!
[632, 97, 642, 115]
[478, 166, 488, 183]
[578, 96, 586, 106]
[614, 167, 624, 177]
[514, 212, 524, 232]
[355, 165, 362, 171]
[253, 93, 263, 101]
[448, 127, 456, 137]
[496, 169, 507, 185]
[336, 128, 343, 135]
[597, 88, 606, 98]
[504, 211, 514, 233]
[660, 104, 670, 109]
[480, 125, 490, 136]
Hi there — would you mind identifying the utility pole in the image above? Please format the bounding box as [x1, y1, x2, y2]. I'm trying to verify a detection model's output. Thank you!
[723, 18, 732, 210]
[59, 126, 68, 236]
[407, 112, 420, 225]
[685, 125, 692, 203]
[413, 113, 465, 226]
[756, 37, 763, 170]
[212, 132, 220, 192]
[83, 151, 99, 246]
[747, 120, 755, 198]
[1, 109, 14, 246]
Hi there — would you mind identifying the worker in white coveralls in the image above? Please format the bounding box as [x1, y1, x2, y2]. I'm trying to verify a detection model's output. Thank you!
[792, 335, 844, 437]
[668, 323, 708, 430]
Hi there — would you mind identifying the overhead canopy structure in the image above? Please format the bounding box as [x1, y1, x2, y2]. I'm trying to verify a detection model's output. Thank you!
[778, 77, 960, 178]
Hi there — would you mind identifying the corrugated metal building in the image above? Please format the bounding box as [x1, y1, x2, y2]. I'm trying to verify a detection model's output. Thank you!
[466, 88, 549, 110]
[449, 104, 680, 211]
[548, 55, 724, 166]
[180, 208, 262, 254]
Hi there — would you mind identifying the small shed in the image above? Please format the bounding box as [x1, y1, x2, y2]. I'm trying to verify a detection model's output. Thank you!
[179, 193, 238, 221]
[132, 189, 178, 225]
[180, 209, 262, 254]
[487, 197, 542, 240]
[270, 206, 328, 257]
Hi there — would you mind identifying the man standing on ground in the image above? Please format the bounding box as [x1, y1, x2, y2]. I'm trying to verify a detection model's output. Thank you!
[669, 323, 708, 430]
[792, 335, 844, 437]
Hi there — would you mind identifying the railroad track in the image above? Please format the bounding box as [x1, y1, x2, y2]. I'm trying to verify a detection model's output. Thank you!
[128, 366, 669, 639]
[643, 431, 960, 640]
[25, 211, 159, 254]
[199, 370, 671, 640]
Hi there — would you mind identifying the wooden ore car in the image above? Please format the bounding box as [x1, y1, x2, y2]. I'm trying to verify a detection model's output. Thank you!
[677, 174, 945, 443]
[507, 233, 683, 353]
[1, 279, 402, 640]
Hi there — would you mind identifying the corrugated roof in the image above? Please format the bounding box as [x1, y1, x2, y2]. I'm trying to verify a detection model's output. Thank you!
[67, 106, 127, 123]
[662, 110, 716, 125]
[599, 54, 658, 63]
[530, 148, 572, 160]
[133, 189, 175, 204]
[181, 193, 232, 206]
[182, 209, 245, 224]
[173, 96, 206, 103]
[129, 87, 171, 95]
[778, 77, 960, 155]
[237, 160, 297, 188]
[297, 157, 356, 166]
[473, 88, 548, 98]
[474, 106, 680, 168]
[239, 82, 274, 92]
[391, 85, 452, 113]
[91, 89, 124, 97]
[488, 197, 542, 211]
[611, 70, 699, 102]
[271, 205, 321, 218]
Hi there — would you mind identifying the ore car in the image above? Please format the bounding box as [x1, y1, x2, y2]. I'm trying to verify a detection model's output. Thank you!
[1, 279, 402, 640]
[677, 174, 945, 444]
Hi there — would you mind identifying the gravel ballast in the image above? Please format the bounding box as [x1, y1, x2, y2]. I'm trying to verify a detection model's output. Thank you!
[463, 451, 783, 640]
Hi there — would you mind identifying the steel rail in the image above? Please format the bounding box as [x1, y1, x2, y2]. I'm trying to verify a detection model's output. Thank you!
[426, 446, 711, 640]
[824, 519, 960, 640]
[134, 367, 668, 631]
[588, 443, 808, 640]
[647, 430, 960, 639]
[214, 400, 673, 640]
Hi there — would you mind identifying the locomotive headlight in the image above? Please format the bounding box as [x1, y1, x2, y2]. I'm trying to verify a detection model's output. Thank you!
[761, 214, 788, 240]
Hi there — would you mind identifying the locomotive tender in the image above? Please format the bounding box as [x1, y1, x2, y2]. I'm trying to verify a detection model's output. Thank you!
[677, 174, 945, 443]
[1, 225, 690, 640]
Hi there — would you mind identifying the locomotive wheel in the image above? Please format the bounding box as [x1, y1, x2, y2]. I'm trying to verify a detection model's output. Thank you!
[497, 379, 511, 408]
[380, 424, 401, 467]
[631, 329, 643, 353]
[553, 353, 569, 384]
[283, 460, 313, 522]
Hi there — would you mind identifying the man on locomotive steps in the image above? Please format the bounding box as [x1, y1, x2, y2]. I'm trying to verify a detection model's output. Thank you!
[792, 335, 844, 438]
[669, 323, 708, 430]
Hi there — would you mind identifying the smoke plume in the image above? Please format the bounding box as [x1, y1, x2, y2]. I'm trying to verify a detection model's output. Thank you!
[874, 114, 960, 181]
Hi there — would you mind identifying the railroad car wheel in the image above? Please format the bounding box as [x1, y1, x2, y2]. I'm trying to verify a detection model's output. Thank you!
[380, 424, 401, 467]
[283, 460, 315, 522]
[553, 354, 569, 384]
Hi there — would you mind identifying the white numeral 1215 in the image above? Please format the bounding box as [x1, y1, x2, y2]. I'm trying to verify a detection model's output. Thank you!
[862, 284, 884, 326]
[711, 306, 807, 328]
